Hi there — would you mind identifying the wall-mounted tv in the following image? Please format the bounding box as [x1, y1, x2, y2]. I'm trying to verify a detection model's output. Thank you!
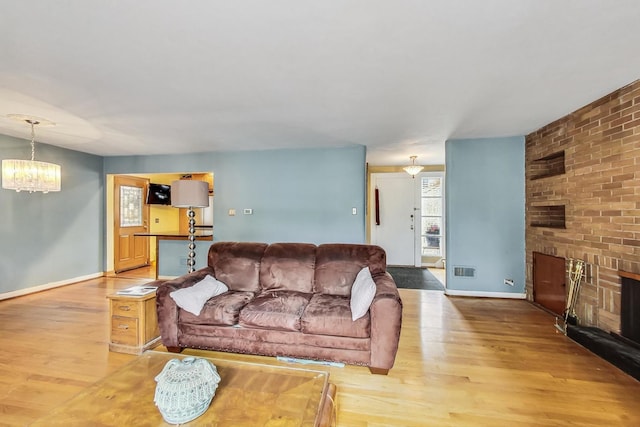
[146, 183, 171, 205]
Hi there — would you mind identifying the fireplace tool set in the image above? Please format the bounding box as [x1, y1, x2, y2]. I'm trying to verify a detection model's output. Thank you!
[555, 258, 585, 334]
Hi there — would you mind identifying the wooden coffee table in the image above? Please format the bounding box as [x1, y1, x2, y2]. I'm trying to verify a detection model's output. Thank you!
[30, 351, 336, 426]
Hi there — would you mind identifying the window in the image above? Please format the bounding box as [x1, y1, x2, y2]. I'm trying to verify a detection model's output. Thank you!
[421, 176, 442, 257]
[120, 185, 143, 227]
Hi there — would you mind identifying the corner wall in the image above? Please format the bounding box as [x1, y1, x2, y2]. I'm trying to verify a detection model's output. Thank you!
[0, 135, 104, 295]
[445, 136, 526, 296]
[525, 79, 640, 332]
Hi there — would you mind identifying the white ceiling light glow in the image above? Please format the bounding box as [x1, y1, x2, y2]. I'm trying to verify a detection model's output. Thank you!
[2, 114, 61, 193]
[403, 156, 424, 178]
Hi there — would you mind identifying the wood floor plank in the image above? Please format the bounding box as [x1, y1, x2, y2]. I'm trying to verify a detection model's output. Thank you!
[0, 278, 639, 426]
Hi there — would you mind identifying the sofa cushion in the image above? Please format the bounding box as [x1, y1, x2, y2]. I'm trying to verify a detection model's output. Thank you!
[314, 244, 386, 296]
[239, 291, 311, 332]
[179, 291, 255, 326]
[208, 242, 268, 292]
[169, 275, 229, 316]
[259, 243, 316, 293]
[350, 267, 377, 321]
[301, 294, 370, 338]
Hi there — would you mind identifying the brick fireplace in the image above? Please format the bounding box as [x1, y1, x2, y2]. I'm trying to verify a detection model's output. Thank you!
[525, 79, 640, 335]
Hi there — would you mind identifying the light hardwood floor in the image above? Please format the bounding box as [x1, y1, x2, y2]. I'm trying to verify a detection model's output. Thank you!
[1, 276, 639, 426]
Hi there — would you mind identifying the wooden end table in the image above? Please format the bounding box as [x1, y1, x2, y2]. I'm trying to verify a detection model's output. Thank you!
[107, 291, 160, 354]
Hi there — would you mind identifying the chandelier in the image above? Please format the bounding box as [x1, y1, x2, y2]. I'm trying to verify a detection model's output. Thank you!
[2, 115, 61, 193]
[402, 155, 424, 178]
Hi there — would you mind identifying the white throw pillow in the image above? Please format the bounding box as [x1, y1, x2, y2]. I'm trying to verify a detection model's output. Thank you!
[170, 275, 228, 316]
[350, 267, 377, 321]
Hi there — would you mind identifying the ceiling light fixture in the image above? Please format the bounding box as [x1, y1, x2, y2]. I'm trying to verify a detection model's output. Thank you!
[403, 155, 424, 178]
[2, 115, 61, 193]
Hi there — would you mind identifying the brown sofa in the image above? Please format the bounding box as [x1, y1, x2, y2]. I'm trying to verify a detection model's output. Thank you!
[156, 242, 403, 374]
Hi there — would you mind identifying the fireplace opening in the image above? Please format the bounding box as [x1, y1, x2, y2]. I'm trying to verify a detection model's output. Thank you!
[616, 271, 640, 348]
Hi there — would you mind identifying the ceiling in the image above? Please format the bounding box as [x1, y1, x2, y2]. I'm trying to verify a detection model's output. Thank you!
[1, 1, 639, 166]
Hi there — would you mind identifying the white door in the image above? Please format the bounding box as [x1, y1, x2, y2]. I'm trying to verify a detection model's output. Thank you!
[370, 173, 418, 266]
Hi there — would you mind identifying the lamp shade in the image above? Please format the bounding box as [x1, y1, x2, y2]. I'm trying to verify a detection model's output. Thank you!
[171, 180, 209, 208]
[2, 115, 61, 193]
[2, 159, 61, 193]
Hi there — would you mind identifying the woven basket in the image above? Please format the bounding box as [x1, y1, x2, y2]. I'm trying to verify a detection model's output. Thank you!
[154, 357, 221, 424]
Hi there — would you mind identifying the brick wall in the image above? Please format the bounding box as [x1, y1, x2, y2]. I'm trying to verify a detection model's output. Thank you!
[525, 79, 640, 333]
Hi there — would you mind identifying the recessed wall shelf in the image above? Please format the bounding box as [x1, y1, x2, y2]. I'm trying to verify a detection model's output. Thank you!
[529, 205, 566, 228]
[530, 151, 565, 180]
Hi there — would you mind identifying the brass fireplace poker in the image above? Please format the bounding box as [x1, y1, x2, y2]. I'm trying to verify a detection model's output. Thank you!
[555, 258, 585, 334]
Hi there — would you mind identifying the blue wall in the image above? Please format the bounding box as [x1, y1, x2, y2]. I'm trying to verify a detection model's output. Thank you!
[105, 145, 367, 276]
[445, 136, 525, 294]
[212, 148, 365, 244]
[0, 135, 104, 293]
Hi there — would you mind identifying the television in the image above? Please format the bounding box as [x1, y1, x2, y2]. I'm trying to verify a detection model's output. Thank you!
[146, 183, 171, 205]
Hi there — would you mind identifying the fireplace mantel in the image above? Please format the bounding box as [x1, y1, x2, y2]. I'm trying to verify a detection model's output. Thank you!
[618, 270, 640, 282]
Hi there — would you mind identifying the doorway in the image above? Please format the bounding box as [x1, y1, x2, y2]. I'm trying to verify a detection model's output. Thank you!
[370, 173, 417, 265]
[106, 172, 214, 279]
[370, 172, 445, 267]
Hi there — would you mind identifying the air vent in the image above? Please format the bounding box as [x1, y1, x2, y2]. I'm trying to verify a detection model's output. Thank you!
[453, 266, 476, 278]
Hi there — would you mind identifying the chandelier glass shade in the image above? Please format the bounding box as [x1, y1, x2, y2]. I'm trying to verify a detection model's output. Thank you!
[1, 117, 61, 193]
[403, 155, 424, 177]
[2, 158, 61, 193]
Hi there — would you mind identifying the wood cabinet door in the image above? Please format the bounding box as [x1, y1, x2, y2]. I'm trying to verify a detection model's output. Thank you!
[533, 252, 566, 315]
[114, 175, 150, 273]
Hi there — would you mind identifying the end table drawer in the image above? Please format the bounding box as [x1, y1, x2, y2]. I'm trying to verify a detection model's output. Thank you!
[112, 300, 140, 317]
[111, 316, 138, 345]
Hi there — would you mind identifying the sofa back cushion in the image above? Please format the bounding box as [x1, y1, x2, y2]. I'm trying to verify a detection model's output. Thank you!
[259, 243, 317, 293]
[314, 244, 387, 296]
[208, 242, 268, 292]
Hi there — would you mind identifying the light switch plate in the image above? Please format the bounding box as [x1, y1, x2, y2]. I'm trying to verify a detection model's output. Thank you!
[228, 209, 236, 216]
[243, 208, 253, 215]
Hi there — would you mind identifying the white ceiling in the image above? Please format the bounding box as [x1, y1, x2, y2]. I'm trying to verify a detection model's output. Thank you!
[1, 1, 639, 166]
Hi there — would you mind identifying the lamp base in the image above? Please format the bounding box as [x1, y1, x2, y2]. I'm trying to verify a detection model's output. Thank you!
[187, 208, 196, 273]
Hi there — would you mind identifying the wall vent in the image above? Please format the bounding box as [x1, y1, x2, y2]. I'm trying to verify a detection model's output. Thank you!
[453, 266, 476, 278]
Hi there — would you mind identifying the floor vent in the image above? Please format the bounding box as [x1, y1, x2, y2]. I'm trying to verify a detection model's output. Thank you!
[453, 266, 476, 278]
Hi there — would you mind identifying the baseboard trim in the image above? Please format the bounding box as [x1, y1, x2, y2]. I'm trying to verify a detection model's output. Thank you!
[444, 289, 526, 299]
[0, 272, 104, 301]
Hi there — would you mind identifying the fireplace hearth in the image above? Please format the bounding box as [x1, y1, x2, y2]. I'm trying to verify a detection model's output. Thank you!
[565, 271, 640, 381]
[567, 325, 640, 381]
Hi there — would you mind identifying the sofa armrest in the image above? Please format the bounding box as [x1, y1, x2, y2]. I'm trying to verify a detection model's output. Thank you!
[369, 272, 403, 371]
[155, 267, 213, 348]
